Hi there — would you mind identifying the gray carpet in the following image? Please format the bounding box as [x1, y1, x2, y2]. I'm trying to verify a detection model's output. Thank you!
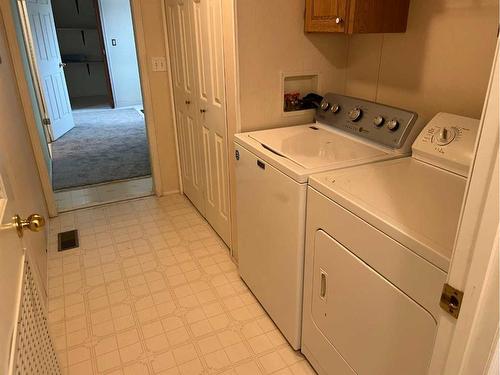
[52, 108, 151, 190]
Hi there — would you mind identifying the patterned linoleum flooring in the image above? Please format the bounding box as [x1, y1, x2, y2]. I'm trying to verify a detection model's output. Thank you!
[47, 195, 316, 375]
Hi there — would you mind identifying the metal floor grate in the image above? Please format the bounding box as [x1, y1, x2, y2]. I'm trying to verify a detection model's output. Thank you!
[57, 229, 79, 252]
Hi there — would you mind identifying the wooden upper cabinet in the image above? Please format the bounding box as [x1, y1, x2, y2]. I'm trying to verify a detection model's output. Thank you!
[304, 0, 348, 33]
[305, 0, 410, 34]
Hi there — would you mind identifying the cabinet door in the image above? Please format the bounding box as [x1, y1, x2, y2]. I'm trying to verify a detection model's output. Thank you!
[305, 0, 348, 33]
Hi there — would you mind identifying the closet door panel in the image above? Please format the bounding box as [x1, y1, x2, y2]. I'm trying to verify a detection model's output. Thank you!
[191, 0, 230, 246]
[166, 0, 206, 213]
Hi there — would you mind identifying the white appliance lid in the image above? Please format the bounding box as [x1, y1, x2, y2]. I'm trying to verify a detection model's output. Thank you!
[248, 125, 387, 169]
[310, 158, 467, 270]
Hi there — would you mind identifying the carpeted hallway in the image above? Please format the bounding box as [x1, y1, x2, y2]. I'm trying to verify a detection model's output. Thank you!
[52, 108, 152, 191]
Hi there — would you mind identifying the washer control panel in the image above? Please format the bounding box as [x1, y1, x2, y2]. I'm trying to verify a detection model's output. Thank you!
[412, 113, 480, 177]
[316, 93, 418, 150]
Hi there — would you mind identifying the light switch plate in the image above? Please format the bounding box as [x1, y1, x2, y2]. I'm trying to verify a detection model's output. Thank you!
[152, 57, 167, 72]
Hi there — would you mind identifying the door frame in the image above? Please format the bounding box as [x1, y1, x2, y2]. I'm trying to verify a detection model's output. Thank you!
[221, 0, 242, 256]
[1, 0, 58, 216]
[429, 39, 499, 375]
[129, 0, 162, 197]
[14, 0, 54, 144]
[160, 0, 242, 255]
[1, 0, 165, 218]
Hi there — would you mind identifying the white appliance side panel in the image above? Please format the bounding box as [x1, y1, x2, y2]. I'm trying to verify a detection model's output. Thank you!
[310, 230, 437, 375]
[235, 144, 307, 349]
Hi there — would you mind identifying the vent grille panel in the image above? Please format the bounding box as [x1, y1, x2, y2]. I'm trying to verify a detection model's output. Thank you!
[13, 260, 60, 375]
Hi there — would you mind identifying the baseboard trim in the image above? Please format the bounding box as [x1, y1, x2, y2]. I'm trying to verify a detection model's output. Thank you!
[162, 190, 181, 196]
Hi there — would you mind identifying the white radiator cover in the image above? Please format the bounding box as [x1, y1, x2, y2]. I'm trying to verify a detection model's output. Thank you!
[11, 259, 60, 375]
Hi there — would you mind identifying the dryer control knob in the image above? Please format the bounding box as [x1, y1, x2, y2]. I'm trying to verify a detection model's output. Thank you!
[435, 127, 457, 146]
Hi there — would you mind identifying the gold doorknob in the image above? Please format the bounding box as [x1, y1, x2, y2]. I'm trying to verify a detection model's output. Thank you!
[13, 214, 46, 238]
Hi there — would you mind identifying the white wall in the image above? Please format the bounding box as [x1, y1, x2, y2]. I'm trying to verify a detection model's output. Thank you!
[236, 0, 498, 132]
[237, 0, 347, 132]
[99, 0, 143, 108]
[343, 0, 499, 124]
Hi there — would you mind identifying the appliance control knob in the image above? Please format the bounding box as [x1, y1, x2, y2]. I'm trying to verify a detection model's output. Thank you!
[330, 104, 341, 114]
[373, 115, 385, 127]
[435, 127, 457, 146]
[348, 107, 363, 122]
[387, 119, 400, 131]
[320, 100, 330, 111]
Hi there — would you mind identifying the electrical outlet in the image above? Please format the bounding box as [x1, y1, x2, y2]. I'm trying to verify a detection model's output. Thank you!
[152, 57, 167, 72]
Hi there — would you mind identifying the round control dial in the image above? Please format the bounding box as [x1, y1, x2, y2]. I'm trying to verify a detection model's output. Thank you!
[330, 103, 341, 114]
[320, 100, 330, 111]
[348, 107, 363, 122]
[434, 127, 457, 146]
[387, 119, 400, 131]
[373, 115, 385, 127]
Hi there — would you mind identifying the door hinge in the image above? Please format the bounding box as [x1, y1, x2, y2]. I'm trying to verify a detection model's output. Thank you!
[42, 117, 55, 143]
[440, 283, 464, 319]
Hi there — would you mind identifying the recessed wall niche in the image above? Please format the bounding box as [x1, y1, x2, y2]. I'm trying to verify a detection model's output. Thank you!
[281, 72, 320, 117]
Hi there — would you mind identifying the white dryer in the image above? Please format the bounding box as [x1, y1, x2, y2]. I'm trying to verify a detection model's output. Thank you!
[302, 113, 480, 374]
[234, 93, 424, 349]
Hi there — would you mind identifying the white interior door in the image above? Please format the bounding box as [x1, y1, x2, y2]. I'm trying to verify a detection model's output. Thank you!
[0, 177, 26, 375]
[429, 41, 499, 375]
[0, 12, 58, 372]
[191, 0, 231, 245]
[166, 0, 206, 214]
[25, 0, 74, 141]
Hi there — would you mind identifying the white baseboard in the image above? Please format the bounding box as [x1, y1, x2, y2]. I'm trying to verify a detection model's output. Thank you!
[162, 190, 181, 196]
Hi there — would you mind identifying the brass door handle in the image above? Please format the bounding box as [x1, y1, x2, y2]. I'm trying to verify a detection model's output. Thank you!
[13, 214, 46, 238]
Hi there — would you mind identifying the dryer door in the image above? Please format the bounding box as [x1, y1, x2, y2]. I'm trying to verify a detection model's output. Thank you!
[311, 230, 437, 375]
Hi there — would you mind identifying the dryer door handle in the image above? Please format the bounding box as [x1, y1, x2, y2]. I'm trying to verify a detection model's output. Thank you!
[320, 269, 328, 301]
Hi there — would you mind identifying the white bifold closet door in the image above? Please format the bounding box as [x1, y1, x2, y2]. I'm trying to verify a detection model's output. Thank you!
[165, 0, 231, 247]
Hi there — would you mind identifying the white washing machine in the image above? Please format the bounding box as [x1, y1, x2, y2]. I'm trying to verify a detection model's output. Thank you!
[234, 93, 424, 349]
[302, 113, 480, 374]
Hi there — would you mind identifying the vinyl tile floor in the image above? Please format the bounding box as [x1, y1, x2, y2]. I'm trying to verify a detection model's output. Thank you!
[47, 194, 316, 375]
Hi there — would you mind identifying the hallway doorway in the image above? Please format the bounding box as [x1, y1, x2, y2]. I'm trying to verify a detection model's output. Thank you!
[18, 0, 153, 211]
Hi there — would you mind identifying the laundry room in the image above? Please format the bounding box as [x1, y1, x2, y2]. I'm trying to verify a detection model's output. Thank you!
[0, 0, 498, 375]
